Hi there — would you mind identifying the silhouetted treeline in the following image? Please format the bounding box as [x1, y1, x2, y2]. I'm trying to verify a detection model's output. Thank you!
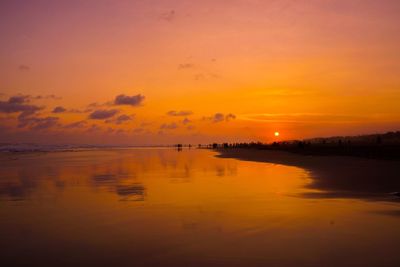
[205, 131, 400, 160]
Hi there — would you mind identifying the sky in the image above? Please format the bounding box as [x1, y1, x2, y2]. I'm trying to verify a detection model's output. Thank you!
[1, 0, 400, 145]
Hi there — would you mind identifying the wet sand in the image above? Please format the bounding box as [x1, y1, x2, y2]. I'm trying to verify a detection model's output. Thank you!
[216, 148, 400, 201]
[2, 148, 400, 266]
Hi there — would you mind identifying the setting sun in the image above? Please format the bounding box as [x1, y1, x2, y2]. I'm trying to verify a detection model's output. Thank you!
[1, 1, 400, 267]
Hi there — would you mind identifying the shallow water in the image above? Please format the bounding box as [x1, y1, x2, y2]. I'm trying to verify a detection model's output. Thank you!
[1, 148, 400, 267]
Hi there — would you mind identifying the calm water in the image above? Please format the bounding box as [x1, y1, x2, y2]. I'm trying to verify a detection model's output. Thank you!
[1, 148, 400, 267]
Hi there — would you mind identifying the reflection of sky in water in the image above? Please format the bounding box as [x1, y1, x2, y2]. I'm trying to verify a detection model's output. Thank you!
[1, 149, 400, 267]
[0, 149, 242, 202]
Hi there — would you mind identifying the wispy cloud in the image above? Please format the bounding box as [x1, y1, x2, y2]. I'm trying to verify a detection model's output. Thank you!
[160, 10, 176, 22]
[167, 110, 193, 116]
[52, 106, 67, 113]
[86, 124, 102, 133]
[204, 113, 237, 123]
[18, 116, 59, 130]
[182, 117, 191, 125]
[193, 72, 220, 81]
[133, 127, 145, 134]
[31, 117, 59, 130]
[89, 109, 119, 120]
[160, 122, 178, 130]
[105, 114, 133, 124]
[1, 94, 62, 101]
[63, 120, 87, 129]
[178, 63, 194, 70]
[34, 94, 62, 100]
[18, 64, 30, 71]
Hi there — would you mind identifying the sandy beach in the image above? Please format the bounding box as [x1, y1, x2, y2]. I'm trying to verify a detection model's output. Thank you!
[2, 148, 400, 267]
[216, 148, 400, 201]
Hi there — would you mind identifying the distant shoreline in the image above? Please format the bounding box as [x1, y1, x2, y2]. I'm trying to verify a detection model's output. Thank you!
[215, 148, 400, 201]
[0, 145, 177, 153]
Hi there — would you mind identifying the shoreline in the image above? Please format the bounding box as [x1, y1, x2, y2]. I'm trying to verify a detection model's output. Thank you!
[215, 148, 400, 201]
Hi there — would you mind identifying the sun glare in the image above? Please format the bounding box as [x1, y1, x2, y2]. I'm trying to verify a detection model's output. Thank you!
[274, 131, 280, 137]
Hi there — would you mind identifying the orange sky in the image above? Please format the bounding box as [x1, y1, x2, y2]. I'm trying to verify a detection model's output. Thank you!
[1, 0, 400, 145]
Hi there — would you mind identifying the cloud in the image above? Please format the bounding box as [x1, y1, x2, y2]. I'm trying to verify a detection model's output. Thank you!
[225, 113, 236, 121]
[13, 94, 60, 103]
[160, 122, 178, 130]
[86, 94, 145, 111]
[52, 106, 67, 113]
[212, 113, 225, 122]
[68, 108, 85, 113]
[18, 65, 30, 71]
[114, 94, 145, 106]
[63, 120, 87, 129]
[52, 106, 83, 114]
[115, 128, 127, 134]
[0, 95, 42, 116]
[105, 114, 133, 124]
[182, 118, 191, 125]
[178, 63, 194, 70]
[115, 114, 133, 124]
[104, 127, 128, 135]
[0, 95, 58, 130]
[160, 10, 175, 22]
[106, 127, 116, 134]
[0, 94, 61, 102]
[133, 128, 145, 133]
[33, 94, 62, 100]
[86, 124, 102, 133]
[167, 110, 193, 116]
[87, 102, 101, 108]
[84, 102, 102, 113]
[18, 116, 59, 130]
[89, 109, 119, 120]
[31, 117, 59, 130]
[205, 113, 237, 123]
[8, 95, 30, 104]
